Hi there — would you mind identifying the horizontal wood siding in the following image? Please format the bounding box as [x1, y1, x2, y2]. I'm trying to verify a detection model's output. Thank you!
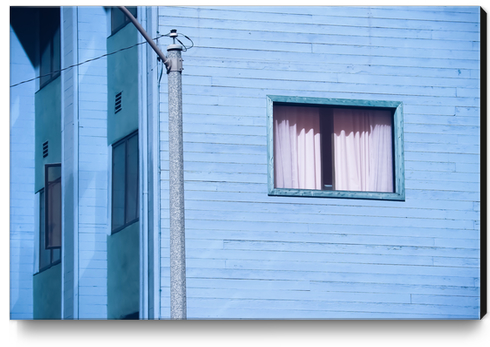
[10, 26, 36, 320]
[61, 6, 80, 319]
[158, 6, 480, 319]
[76, 7, 108, 319]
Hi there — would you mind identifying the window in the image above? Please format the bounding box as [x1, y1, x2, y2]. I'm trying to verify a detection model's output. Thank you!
[39, 7, 60, 88]
[111, 6, 137, 35]
[267, 96, 405, 200]
[112, 132, 139, 233]
[39, 164, 61, 271]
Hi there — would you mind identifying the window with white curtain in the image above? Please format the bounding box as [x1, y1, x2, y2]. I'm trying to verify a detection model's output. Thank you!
[267, 96, 405, 201]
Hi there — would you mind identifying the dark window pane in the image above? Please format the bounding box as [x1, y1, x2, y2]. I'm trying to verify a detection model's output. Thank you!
[47, 164, 61, 182]
[125, 134, 138, 223]
[46, 178, 61, 249]
[112, 132, 139, 232]
[45, 165, 61, 249]
[112, 141, 126, 230]
[39, 190, 50, 270]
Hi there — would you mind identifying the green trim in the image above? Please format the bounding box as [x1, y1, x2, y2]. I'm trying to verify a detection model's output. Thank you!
[267, 95, 405, 201]
[268, 95, 403, 109]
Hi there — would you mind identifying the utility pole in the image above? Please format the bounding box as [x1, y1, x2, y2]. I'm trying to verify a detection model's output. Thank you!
[118, 7, 187, 320]
[166, 32, 187, 320]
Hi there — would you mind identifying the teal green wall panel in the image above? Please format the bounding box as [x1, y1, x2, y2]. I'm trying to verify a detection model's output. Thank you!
[35, 76, 62, 192]
[107, 222, 139, 319]
[33, 263, 61, 319]
[107, 24, 139, 145]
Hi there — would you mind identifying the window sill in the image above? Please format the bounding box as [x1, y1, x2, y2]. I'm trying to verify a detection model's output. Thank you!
[268, 188, 405, 201]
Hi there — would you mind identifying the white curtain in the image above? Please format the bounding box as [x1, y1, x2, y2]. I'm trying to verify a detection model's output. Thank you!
[274, 106, 322, 189]
[332, 108, 393, 192]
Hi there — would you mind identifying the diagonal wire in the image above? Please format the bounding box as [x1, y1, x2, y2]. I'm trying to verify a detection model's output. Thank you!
[10, 33, 171, 88]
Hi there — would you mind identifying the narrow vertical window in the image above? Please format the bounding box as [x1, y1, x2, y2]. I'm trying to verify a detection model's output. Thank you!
[112, 132, 139, 233]
[38, 163, 62, 272]
[112, 142, 126, 230]
[39, 190, 51, 270]
[45, 164, 62, 249]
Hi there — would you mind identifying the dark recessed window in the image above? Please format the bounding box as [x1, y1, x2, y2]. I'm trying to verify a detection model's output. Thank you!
[39, 7, 61, 89]
[111, 7, 137, 35]
[112, 131, 139, 233]
[39, 164, 61, 272]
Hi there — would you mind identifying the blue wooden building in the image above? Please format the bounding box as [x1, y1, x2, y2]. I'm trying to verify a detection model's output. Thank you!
[10, 6, 483, 319]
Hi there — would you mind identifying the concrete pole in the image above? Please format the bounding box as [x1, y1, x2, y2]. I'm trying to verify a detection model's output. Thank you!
[118, 7, 187, 320]
[167, 41, 187, 320]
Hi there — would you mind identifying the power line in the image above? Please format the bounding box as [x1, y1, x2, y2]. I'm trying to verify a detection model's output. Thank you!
[10, 33, 171, 88]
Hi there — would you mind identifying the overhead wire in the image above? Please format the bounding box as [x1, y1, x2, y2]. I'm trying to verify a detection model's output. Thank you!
[9, 31, 186, 88]
[175, 32, 194, 52]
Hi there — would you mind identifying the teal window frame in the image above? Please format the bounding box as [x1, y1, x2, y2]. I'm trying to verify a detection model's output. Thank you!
[267, 95, 405, 201]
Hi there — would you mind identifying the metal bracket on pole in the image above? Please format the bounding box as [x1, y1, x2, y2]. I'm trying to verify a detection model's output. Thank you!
[166, 55, 183, 73]
[166, 30, 184, 74]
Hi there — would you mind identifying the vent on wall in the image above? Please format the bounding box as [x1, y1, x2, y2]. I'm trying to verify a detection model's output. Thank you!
[42, 141, 48, 158]
[115, 92, 122, 114]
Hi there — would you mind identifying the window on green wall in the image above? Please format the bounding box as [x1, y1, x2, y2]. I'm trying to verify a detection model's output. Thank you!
[111, 6, 137, 35]
[267, 96, 405, 201]
[112, 131, 139, 233]
[39, 164, 61, 272]
[39, 7, 60, 89]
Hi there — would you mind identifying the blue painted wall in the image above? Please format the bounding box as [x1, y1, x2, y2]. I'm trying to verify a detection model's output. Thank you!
[75, 7, 110, 319]
[158, 6, 480, 319]
[10, 25, 36, 320]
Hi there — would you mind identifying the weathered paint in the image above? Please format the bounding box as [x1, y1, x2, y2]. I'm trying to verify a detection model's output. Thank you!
[158, 6, 481, 319]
